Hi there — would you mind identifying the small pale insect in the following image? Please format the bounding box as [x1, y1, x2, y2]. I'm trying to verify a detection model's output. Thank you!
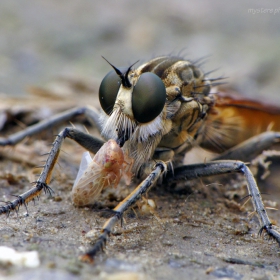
[71, 139, 133, 206]
[138, 197, 157, 215]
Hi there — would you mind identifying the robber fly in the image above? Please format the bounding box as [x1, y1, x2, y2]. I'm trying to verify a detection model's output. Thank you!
[1, 56, 280, 262]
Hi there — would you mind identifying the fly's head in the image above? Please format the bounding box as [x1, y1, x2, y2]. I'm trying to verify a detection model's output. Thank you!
[99, 58, 170, 168]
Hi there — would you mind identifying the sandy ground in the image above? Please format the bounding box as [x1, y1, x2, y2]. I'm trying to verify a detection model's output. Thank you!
[1, 0, 280, 279]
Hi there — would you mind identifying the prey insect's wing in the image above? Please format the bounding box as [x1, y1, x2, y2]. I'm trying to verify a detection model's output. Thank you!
[73, 152, 93, 188]
[200, 89, 280, 153]
[71, 158, 108, 206]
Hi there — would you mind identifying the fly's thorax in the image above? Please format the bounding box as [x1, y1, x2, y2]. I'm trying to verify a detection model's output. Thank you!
[139, 57, 214, 152]
[138, 56, 211, 98]
[139, 57, 212, 150]
[159, 104, 208, 150]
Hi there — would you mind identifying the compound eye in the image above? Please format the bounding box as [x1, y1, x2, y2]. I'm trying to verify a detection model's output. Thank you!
[132, 72, 166, 123]
[99, 68, 126, 115]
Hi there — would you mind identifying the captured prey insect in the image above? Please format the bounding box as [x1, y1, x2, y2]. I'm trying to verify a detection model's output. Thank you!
[72, 139, 133, 206]
[1, 55, 280, 262]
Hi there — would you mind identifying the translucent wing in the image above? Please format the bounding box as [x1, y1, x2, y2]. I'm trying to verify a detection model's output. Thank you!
[73, 151, 93, 188]
[72, 159, 110, 206]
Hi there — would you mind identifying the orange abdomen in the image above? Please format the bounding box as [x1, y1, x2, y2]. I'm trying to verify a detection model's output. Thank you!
[200, 89, 280, 153]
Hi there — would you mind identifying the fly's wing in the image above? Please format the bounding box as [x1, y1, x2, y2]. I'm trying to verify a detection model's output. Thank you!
[200, 88, 280, 153]
[71, 159, 107, 206]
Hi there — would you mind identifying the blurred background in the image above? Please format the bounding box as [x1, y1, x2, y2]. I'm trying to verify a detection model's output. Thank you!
[0, 0, 280, 102]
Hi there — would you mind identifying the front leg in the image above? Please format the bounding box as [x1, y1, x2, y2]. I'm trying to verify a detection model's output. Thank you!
[80, 161, 166, 262]
[167, 160, 280, 244]
[0, 127, 104, 215]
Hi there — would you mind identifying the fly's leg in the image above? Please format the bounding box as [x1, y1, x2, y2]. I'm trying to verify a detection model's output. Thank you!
[80, 162, 166, 263]
[167, 160, 280, 244]
[214, 131, 280, 180]
[0, 127, 104, 216]
[0, 106, 102, 146]
[215, 131, 280, 162]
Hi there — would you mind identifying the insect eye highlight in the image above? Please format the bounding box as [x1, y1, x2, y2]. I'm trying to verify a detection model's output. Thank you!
[99, 68, 125, 115]
[132, 72, 166, 123]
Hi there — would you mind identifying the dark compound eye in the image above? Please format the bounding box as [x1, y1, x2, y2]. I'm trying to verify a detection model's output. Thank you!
[132, 72, 166, 123]
[99, 68, 127, 115]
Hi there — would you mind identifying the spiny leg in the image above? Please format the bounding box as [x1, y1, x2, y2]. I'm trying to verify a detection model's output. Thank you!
[0, 106, 101, 146]
[167, 160, 280, 244]
[80, 161, 166, 263]
[0, 127, 104, 215]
